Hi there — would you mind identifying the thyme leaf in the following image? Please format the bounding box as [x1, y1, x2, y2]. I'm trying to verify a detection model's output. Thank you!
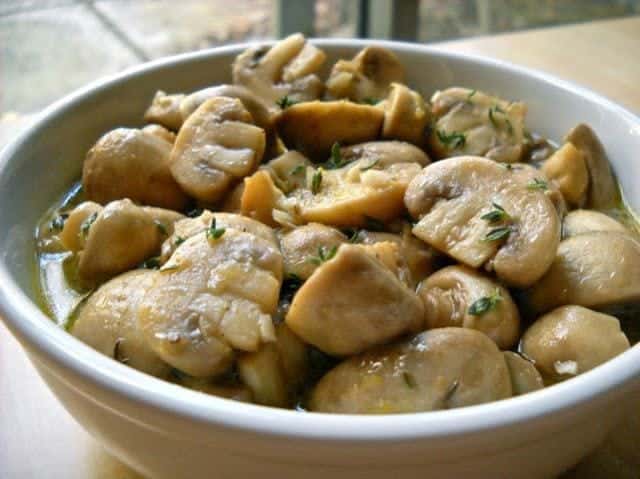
[311, 169, 323, 194]
[483, 226, 512, 242]
[436, 129, 466, 149]
[308, 245, 338, 265]
[480, 202, 511, 224]
[206, 217, 226, 241]
[154, 220, 168, 236]
[276, 95, 298, 109]
[468, 289, 502, 316]
[527, 178, 548, 191]
[325, 142, 348, 169]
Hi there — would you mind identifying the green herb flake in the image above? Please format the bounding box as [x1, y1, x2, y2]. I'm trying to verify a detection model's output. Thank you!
[206, 217, 226, 241]
[311, 169, 323, 194]
[345, 228, 361, 243]
[360, 159, 380, 171]
[80, 212, 98, 238]
[154, 220, 168, 236]
[308, 245, 338, 265]
[480, 202, 511, 224]
[289, 165, 305, 176]
[436, 130, 466, 149]
[483, 226, 512, 242]
[325, 142, 348, 170]
[527, 178, 548, 191]
[276, 95, 298, 109]
[403, 371, 417, 389]
[174, 235, 186, 246]
[468, 289, 502, 316]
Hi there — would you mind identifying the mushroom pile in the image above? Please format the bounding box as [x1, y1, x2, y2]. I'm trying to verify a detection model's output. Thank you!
[36, 34, 638, 413]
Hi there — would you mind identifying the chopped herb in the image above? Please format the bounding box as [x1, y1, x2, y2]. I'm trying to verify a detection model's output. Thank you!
[154, 220, 168, 236]
[141, 256, 161, 269]
[436, 129, 466, 149]
[311, 169, 323, 194]
[344, 228, 361, 243]
[276, 95, 298, 109]
[527, 178, 548, 191]
[80, 212, 98, 238]
[49, 213, 69, 232]
[480, 202, 511, 224]
[363, 215, 385, 231]
[467, 89, 476, 100]
[483, 226, 512, 242]
[289, 165, 305, 176]
[113, 338, 130, 364]
[362, 97, 379, 105]
[325, 142, 348, 169]
[174, 235, 186, 246]
[403, 371, 417, 389]
[468, 289, 502, 316]
[360, 159, 380, 171]
[206, 217, 226, 241]
[308, 245, 338, 265]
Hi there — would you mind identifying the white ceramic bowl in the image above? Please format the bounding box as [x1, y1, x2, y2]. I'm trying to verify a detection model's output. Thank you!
[1, 40, 639, 479]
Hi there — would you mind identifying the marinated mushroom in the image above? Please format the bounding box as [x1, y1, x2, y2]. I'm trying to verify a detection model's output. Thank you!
[562, 209, 628, 238]
[541, 142, 589, 208]
[325, 46, 404, 103]
[143, 90, 185, 131]
[309, 328, 512, 414]
[405, 156, 560, 288]
[417, 265, 520, 349]
[429, 87, 527, 163]
[71, 270, 171, 378]
[82, 128, 189, 210]
[565, 123, 619, 210]
[520, 306, 630, 383]
[170, 97, 266, 203]
[141, 124, 176, 144]
[232, 33, 325, 105]
[138, 221, 282, 377]
[527, 232, 640, 313]
[286, 244, 424, 356]
[380, 83, 430, 146]
[502, 351, 544, 395]
[275, 101, 384, 160]
[59, 201, 103, 252]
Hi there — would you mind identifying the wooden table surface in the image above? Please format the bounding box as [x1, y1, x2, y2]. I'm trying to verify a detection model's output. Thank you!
[1, 16, 639, 479]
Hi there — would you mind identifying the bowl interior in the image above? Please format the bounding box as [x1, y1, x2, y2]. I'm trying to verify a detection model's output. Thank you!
[1, 39, 639, 439]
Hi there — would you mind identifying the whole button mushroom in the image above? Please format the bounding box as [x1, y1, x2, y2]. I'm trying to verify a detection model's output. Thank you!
[526, 232, 640, 313]
[562, 209, 628, 239]
[502, 351, 544, 395]
[309, 328, 512, 414]
[170, 96, 266, 203]
[520, 306, 630, 383]
[429, 87, 527, 163]
[417, 265, 520, 349]
[285, 244, 424, 356]
[82, 128, 189, 210]
[405, 156, 560, 288]
[71, 270, 171, 379]
[325, 46, 405, 103]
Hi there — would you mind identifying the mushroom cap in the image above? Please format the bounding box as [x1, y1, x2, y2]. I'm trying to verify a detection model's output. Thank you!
[417, 265, 520, 349]
[428, 87, 526, 163]
[309, 328, 512, 414]
[562, 209, 628, 239]
[82, 128, 189, 210]
[141, 124, 176, 144]
[502, 351, 544, 395]
[380, 83, 430, 146]
[527, 231, 640, 313]
[405, 156, 561, 288]
[285, 244, 424, 356]
[72, 270, 171, 378]
[143, 90, 185, 131]
[541, 142, 589, 208]
[170, 96, 266, 203]
[275, 100, 384, 160]
[520, 305, 630, 383]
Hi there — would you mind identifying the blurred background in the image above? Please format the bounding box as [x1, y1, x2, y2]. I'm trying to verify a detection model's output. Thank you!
[1, 0, 640, 142]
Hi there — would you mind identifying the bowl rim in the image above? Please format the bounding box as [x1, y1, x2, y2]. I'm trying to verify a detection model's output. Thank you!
[1, 37, 640, 444]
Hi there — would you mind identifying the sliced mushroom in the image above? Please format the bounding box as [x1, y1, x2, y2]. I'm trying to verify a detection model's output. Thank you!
[417, 265, 520, 349]
[240, 170, 286, 227]
[309, 328, 512, 414]
[562, 209, 628, 239]
[287, 142, 428, 227]
[170, 97, 266, 203]
[142, 124, 176, 144]
[526, 232, 640, 313]
[502, 351, 544, 395]
[429, 87, 527, 163]
[275, 101, 384, 160]
[541, 142, 589, 208]
[285, 244, 424, 356]
[83, 128, 189, 210]
[279, 223, 348, 280]
[325, 46, 404, 103]
[76, 199, 182, 283]
[263, 150, 313, 193]
[232, 33, 325, 105]
[72, 270, 171, 378]
[508, 163, 567, 217]
[380, 83, 430, 146]
[520, 305, 630, 383]
[565, 123, 619, 210]
[59, 201, 103, 252]
[143, 90, 185, 131]
[405, 156, 560, 288]
[138, 223, 282, 377]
